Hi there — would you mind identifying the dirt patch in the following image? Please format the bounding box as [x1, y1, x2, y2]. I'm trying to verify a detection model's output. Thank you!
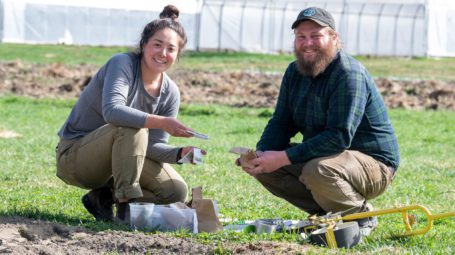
[0, 216, 307, 254]
[1, 61, 454, 110]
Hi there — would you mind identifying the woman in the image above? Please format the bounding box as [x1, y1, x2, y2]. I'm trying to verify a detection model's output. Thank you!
[55, 5, 203, 223]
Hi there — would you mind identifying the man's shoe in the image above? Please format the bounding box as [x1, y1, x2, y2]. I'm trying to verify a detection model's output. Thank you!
[81, 187, 114, 222]
[357, 215, 378, 237]
[356, 203, 378, 237]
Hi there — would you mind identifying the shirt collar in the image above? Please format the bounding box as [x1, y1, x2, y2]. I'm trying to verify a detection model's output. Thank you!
[321, 50, 341, 76]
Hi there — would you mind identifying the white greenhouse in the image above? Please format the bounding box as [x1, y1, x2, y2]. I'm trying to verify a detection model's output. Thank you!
[1, 0, 454, 57]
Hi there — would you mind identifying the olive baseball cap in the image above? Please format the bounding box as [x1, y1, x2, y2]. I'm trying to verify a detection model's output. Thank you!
[291, 7, 336, 30]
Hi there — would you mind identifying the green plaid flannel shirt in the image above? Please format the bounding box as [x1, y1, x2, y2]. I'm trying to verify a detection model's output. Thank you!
[257, 51, 400, 169]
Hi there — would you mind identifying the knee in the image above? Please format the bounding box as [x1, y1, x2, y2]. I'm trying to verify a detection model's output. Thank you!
[116, 126, 148, 154]
[117, 126, 148, 140]
[299, 158, 334, 185]
[255, 172, 270, 184]
[255, 171, 281, 189]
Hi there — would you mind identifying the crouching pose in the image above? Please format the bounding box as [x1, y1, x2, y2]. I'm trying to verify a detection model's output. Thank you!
[235, 7, 399, 236]
[56, 5, 204, 223]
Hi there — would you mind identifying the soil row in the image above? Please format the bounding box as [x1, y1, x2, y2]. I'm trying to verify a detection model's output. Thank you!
[1, 61, 454, 110]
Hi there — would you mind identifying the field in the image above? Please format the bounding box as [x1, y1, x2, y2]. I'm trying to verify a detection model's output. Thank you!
[3, 43, 455, 80]
[0, 43, 454, 254]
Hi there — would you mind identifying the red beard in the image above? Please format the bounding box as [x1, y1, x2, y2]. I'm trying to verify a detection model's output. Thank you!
[294, 43, 337, 77]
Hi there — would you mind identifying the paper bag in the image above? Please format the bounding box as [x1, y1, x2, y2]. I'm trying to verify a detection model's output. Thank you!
[229, 147, 257, 168]
[188, 186, 223, 233]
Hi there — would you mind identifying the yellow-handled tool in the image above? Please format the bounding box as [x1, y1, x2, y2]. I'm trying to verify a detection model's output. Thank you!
[307, 204, 455, 248]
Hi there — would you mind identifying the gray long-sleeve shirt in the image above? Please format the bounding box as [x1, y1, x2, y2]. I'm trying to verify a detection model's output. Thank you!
[58, 52, 181, 163]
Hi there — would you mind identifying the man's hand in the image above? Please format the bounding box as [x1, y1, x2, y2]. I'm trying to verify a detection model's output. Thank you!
[242, 150, 291, 176]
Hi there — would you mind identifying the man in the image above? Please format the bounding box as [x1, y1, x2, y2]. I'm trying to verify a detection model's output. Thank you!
[236, 7, 399, 236]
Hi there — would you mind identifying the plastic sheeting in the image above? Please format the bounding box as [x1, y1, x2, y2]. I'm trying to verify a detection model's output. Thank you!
[1, 0, 455, 57]
[0, 0, 199, 48]
[197, 0, 429, 57]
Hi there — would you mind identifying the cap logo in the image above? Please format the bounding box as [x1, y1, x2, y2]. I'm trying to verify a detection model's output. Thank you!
[303, 8, 316, 17]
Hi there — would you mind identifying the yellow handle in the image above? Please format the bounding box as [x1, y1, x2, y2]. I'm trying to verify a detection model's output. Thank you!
[307, 204, 454, 248]
[341, 204, 455, 236]
[325, 225, 338, 248]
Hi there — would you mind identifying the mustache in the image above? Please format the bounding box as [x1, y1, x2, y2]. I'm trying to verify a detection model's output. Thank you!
[294, 45, 336, 77]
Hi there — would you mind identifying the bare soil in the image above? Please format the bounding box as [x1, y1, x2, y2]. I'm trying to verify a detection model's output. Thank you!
[0, 61, 453, 254]
[1, 61, 454, 110]
[0, 216, 307, 254]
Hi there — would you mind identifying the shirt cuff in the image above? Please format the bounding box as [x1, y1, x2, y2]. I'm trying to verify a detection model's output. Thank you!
[176, 147, 183, 164]
[285, 145, 303, 164]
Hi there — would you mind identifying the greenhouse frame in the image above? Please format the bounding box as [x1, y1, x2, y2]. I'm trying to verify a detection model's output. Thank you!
[1, 0, 454, 57]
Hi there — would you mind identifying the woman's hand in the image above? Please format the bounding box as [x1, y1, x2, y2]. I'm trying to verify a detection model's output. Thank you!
[181, 146, 207, 157]
[145, 115, 192, 137]
[162, 117, 193, 137]
[180, 146, 207, 163]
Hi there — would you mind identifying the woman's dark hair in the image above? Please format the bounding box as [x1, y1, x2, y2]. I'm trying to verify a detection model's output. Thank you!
[159, 5, 179, 19]
[137, 5, 187, 57]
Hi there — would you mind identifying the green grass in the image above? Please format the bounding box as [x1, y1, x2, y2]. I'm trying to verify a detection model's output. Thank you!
[2, 43, 455, 80]
[1, 43, 454, 253]
[0, 43, 132, 66]
[0, 96, 454, 254]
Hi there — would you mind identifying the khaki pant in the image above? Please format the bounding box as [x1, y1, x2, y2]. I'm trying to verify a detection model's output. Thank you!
[255, 150, 393, 214]
[56, 124, 187, 203]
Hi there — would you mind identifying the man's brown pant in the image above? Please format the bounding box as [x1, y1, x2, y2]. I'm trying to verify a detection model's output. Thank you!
[255, 150, 394, 214]
[56, 124, 187, 203]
